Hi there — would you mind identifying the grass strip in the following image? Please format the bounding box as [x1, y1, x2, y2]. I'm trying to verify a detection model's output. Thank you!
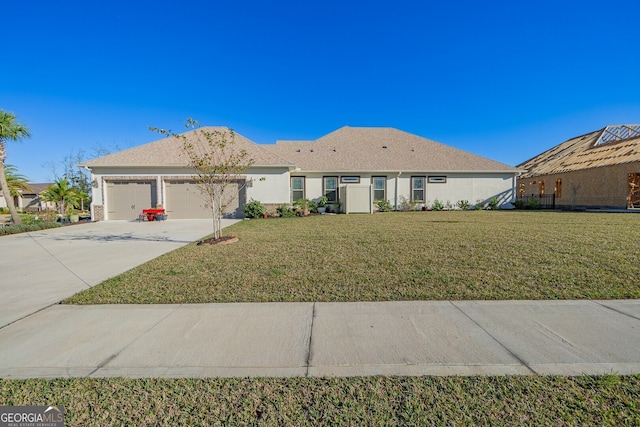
[1, 375, 638, 426]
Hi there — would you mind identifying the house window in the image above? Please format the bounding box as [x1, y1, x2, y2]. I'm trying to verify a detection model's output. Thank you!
[372, 176, 386, 201]
[341, 176, 360, 184]
[555, 178, 562, 198]
[291, 176, 305, 202]
[323, 176, 338, 203]
[539, 180, 545, 196]
[519, 182, 525, 197]
[411, 176, 425, 202]
[428, 176, 447, 183]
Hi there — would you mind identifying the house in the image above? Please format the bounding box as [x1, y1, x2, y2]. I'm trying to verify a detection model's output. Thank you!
[80, 126, 521, 220]
[516, 124, 640, 209]
[0, 183, 56, 211]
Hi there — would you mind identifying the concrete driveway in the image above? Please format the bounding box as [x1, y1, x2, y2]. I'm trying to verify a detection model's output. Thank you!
[0, 219, 238, 328]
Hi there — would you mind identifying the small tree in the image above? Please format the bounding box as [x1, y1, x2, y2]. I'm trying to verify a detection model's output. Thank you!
[41, 177, 81, 215]
[1, 164, 31, 197]
[151, 119, 254, 239]
[0, 110, 31, 224]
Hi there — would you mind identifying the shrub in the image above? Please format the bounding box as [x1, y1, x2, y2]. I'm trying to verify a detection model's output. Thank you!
[375, 199, 393, 212]
[473, 199, 484, 210]
[398, 196, 418, 212]
[456, 200, 471, 210]
[431, 199, 444, 211]
[0, 207, 7, 214]
[0, 222, 61, 236]
[243, 199, 267, 218]
[276, 205, 296, 218]
[488, 196, 499, 210]
[526, 196, 541, 209]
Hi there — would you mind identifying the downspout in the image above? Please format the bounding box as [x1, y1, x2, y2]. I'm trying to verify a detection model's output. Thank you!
[395, 171, 402, 209]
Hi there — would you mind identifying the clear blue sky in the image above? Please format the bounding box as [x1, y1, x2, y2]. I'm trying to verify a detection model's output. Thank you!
[3, 0, 639, 182]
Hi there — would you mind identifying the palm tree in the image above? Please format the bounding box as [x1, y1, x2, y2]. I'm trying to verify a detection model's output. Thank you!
[0, 111, 31, 224]
[1, 164, 31, 197]
[41, 177, 81, 215]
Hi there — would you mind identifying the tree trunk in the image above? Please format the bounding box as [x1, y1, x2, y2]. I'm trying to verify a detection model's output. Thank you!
[0, 156, 22, 224]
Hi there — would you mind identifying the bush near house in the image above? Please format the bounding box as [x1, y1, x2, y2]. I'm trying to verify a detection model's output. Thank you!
[243, 199, 267, 218]
[0, 222, 61, 236]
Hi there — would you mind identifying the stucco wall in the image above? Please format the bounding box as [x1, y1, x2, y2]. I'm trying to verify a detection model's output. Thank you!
[289, 172, 516, 209]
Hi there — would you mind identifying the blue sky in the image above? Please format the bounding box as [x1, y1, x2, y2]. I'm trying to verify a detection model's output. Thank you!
[3, 0, 639, 182]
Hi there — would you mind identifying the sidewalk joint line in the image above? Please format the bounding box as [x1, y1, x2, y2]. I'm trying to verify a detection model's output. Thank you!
[305, 302, 316, 377]
[28, 232, 92, 289]
[86, 304, 183, 377]
[449, 301, 537, 374]
[591, 300, 640, 322]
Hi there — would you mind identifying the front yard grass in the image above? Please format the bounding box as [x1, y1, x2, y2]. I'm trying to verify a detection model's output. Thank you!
[66, 211, 640, 304]
[2, 375, 638, 425]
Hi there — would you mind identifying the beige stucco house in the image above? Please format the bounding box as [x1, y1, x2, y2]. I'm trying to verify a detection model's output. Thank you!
[81, 126, 521, 220]
[0, 183, 56, 211]
[517, 124, 640, 209]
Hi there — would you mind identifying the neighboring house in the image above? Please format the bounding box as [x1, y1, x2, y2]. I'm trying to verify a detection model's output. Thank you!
[0, 183, 56, 211]
[517, 125, 640, 209]
[80, 126, 521, 221]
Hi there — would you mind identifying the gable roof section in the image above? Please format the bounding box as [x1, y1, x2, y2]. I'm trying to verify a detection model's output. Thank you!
[267, 126, 519, 173]
[517, 125, 640, 179]
[23, 183, 53, 195]
[81, 127, 294, 169]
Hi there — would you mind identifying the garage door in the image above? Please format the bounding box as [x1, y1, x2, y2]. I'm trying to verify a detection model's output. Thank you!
[165, 180, 246, 219]
[106, 181, 156, 220]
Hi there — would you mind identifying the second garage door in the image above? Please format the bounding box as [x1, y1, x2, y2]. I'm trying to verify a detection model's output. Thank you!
[165, 180, 246, 219]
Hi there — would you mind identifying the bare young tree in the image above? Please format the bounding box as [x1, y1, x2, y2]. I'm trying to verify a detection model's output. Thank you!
[151, 119, 254, 239]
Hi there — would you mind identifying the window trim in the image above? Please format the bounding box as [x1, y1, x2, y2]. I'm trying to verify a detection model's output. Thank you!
[372, 176, 387, 202]
[340, 176, 360, 184]
[323, 176, 339, 203]
[411, 176, 426, 202]
[291, 176, 305, 203]
[428, 175, 447, 184]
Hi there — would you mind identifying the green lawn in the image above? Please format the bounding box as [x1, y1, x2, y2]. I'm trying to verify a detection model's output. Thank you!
[1, 376, 638, 426]
[66, 211, 640, 304]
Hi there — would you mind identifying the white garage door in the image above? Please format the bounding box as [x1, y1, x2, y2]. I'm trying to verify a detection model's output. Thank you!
[165, 180, 246, 219]
[106, 181, 156, 220]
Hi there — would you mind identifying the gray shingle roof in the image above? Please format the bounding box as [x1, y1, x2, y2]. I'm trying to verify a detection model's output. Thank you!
[267, 126, 519, 172]
[81, 127, 294, 168]
[81, 125, 518, 173]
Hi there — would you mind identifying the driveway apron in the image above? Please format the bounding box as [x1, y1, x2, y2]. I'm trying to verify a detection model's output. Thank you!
[0, 219, 233, 328]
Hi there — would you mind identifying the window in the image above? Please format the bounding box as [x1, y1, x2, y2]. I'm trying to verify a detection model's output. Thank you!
[428, 176, 447, 183]
[291, 176, 305, 202]
[411, 176, 425, 202]
[372, 176, 386, 201]
[341, 176, 360, 184]
[519, 182, 525, 197]
[539, 180, 545, 196]
[324, 176, 338, 203]
[555, 178, 562, 198]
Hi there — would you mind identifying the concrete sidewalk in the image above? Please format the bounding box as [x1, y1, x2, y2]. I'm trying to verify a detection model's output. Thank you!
[1, 300, 639, 378]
